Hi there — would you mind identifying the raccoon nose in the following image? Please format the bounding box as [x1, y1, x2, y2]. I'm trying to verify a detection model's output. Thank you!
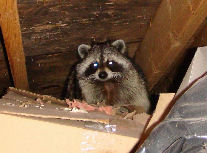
[98, 71, 108, 79]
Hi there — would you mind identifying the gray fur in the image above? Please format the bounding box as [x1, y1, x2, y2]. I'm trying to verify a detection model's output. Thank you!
[78, 44, 91, 59]
[67, 40, 151, 113]
[111, 39, 126, 54]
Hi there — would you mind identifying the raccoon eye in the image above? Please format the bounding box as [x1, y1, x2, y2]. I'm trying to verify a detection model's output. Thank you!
[93, 62, 99, 68]
[108, 61, 113, 65]
[107, 61, 114, 66]
[107, 61, 123, 72]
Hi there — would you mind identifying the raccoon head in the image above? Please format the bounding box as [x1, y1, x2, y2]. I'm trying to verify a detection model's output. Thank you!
[76, 40, 133, 82]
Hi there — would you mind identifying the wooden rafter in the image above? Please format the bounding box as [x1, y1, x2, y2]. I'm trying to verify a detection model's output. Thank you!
[0, 0, 29, 90]
[135, 0, 207, 90]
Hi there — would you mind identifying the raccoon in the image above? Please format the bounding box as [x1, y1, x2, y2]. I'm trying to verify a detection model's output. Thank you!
[66, 40, 151, 113]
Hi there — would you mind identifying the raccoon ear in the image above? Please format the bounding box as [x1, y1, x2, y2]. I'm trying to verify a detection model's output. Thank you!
[78, 44, 91, 59]
[112, 40, 126, 54]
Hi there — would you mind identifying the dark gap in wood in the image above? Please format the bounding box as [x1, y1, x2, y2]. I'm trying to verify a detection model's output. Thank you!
[60, 65, 72, 100]
[151, 48, 197, 94]
[18, 0, 161, 7]
[0, 27, 14, 93]
[25, 50, 78, 58]
[25, 50, 78, 98]
[126, 39, 143, 44]
[41, 84, 61, 90]
[168, 48, 197, 92]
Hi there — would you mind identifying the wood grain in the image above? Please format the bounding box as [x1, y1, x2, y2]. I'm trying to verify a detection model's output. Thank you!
[17, 0, 160, 57]
[0, 0, 29, 90]
[26, 51, 77, 98]
[135, 0, 207, 90]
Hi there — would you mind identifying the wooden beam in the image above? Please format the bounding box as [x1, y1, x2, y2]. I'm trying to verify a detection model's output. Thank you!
[0, 0, 29, 90]
[17, 0, 160, 57]
[135, 0, 207, 90]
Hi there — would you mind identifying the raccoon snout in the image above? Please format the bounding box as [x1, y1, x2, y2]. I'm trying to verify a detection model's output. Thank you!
[98, 71, 108, 79]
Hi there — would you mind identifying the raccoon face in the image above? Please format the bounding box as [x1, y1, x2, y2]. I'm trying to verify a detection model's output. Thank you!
[76, 40, 133, 82]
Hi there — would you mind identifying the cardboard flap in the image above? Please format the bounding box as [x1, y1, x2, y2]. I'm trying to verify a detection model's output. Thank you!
[0, 88, 111, 124]
[0, 87, 148, 138]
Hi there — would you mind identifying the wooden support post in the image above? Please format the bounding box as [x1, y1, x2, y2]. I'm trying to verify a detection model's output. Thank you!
[135, 0, 207, 90]
[0, 0, 29, 90]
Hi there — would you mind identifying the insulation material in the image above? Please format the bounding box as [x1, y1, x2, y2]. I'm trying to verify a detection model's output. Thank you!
[177, 46, 207, 94]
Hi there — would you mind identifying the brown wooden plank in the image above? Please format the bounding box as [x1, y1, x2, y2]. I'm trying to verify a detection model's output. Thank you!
[17, 0, 161, 57]
[0, 0, 29, 90]
[135, 0, 207, 90]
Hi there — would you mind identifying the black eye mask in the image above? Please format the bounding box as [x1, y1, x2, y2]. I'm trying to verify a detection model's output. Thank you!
[85, 62, 99, 77]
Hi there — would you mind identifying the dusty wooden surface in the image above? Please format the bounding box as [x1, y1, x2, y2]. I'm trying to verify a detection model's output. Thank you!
[17, 0, 158, 56]
[0, 0, 29, 90]
[26, 51, 77, 97]
[17, 0, 161, 97]
[135, 0, 207, 90]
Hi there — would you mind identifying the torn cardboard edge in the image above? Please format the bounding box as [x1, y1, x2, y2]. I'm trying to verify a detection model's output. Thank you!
[8, 87, 66, 105]
[2, 87, 110, 124]
[0, 87, 149, 138]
